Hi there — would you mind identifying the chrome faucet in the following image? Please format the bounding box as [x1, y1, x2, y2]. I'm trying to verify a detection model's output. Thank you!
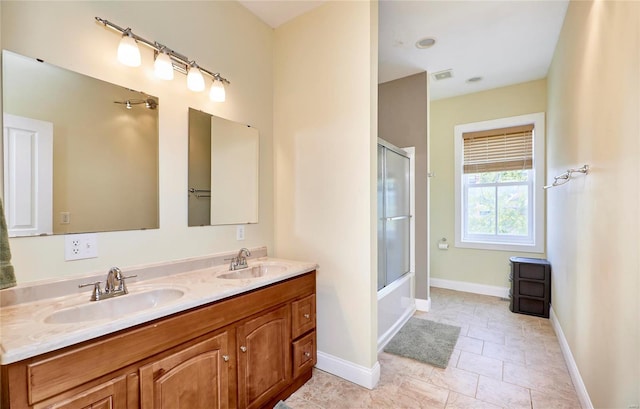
[79, 267, 137, 301]
[228, 248, 251, 271]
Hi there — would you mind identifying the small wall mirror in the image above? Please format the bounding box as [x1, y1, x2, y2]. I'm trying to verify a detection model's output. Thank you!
[2, 50, 159, 237]
[188, 108, 259, 226]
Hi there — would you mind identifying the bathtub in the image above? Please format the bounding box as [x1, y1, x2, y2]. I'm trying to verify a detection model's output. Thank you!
[377, 271, 416, 352]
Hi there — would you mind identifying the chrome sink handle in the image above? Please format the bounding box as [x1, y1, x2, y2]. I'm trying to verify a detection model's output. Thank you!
[79, 268, 137, 301]
[105, 267, 120, 293]
[234, 248, 251, 270]
[109, 267, 137, 294]
[227, 248, 251, 271]
[78, 281, 103, 301]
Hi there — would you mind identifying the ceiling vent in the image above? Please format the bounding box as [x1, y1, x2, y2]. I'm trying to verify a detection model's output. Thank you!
[431, 69, 453, 81]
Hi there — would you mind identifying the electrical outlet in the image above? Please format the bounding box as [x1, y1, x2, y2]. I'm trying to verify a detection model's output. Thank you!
[65, 233, 98, 261]
[236, 225, 245, 241]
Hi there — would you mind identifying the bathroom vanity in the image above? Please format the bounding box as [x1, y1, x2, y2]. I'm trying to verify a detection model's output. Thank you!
[0, 251, 317, 409]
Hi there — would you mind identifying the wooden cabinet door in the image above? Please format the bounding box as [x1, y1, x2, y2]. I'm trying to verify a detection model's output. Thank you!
[139, 331, 230, 409]
[45, 375, 128, 409]
[236, 305, 291, 409]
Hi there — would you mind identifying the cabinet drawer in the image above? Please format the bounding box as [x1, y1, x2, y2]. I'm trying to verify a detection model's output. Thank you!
[291, 294, 315, 339]
[518, 280, 545, 297]
[44, 375, 128, 409]
[517, 263, 547, 280]
[515, 297, 546, 316]
[292, 331, 316, 379]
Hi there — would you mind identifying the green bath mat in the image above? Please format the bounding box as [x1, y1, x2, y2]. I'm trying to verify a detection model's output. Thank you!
[273, 400, 292, 409]
[384, 317, 461, 368]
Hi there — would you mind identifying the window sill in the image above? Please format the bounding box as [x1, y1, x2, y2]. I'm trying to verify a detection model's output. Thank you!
[455, 239, 544, 253]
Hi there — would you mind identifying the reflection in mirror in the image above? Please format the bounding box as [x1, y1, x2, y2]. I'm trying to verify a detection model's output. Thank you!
[2, 50, 159, 237]
[188, 109, 259, 226]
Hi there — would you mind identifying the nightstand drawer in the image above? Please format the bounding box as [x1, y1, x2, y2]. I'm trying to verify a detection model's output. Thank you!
[509, 257, 551, 318]
[519, 280, 545, 297]
[514, 297, 546, 316]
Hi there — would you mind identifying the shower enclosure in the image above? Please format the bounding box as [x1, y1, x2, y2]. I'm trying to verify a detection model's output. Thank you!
[377, 139, 416, 350]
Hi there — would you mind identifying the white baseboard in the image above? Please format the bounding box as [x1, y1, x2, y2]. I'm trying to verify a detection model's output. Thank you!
[430, 277, 509, 299]
[550, 307, 593, 409]
[415, 297, 431, 312]
[316, 351, 380, 390]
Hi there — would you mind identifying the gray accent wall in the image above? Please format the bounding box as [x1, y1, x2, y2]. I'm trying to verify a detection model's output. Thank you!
[378, 72, 429, 300]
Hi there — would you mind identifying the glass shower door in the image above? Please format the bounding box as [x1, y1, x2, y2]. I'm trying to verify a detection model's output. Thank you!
[378, 144, 411, 290]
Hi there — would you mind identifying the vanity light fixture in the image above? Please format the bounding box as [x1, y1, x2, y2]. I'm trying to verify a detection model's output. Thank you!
[115, 98, 158, 110]
[96, 17, 230, 101]
[209, 76, 226, 102]
[117, 30, 141, 67]
[154, 48, 174, 80]
[187, 63, 206, 92]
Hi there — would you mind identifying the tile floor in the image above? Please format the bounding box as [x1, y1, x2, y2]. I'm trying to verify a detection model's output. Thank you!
[285, 287, 582, 409]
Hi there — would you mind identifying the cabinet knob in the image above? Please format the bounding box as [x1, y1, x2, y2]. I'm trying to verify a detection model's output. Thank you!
[222, 355, 229, 362]
[240, 346, 247, 353]
[303, 313, 310, 319]
[304, 352, 311, 358]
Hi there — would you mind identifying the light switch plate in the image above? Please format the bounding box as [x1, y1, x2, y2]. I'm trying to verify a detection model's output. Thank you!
[65, 233, 98, 261]
[236, 225, 245, 241]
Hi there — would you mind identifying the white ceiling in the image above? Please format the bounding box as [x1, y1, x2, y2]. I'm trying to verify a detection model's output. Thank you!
[238, 0, 569, 100]
[238, 0, 326, 29]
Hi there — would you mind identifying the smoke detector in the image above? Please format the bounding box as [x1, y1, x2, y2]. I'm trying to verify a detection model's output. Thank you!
[415, 37, 436, 49]
[431, 69, 453, 81]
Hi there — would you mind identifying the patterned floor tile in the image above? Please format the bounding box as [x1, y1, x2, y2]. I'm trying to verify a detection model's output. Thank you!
[286, 287, 579, 409]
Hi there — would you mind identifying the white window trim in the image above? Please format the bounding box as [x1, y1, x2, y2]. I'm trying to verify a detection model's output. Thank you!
[454, 112, 545, 253]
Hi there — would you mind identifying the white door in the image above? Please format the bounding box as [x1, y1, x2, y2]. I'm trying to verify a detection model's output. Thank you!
[3, 113, 53, 236]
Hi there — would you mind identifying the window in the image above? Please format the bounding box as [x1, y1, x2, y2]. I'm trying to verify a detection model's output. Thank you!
[454, 113, 545, 253]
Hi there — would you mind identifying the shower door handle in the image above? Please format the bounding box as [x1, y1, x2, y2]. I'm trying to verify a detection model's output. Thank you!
[385, 215, 411, 221]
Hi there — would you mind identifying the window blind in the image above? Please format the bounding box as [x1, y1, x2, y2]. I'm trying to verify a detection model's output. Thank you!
[463, 124, 534, 174]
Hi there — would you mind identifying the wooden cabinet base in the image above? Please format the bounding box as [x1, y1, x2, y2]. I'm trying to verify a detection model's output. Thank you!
[41, 375, 128, 409]
[262, 369, 313, 409]
[2, 271, 316, 409]
[139, 331, 230, 409]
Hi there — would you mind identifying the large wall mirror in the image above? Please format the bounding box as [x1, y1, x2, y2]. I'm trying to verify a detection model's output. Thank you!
[188, 108, 259, 226]
[2, 50, 159, 237]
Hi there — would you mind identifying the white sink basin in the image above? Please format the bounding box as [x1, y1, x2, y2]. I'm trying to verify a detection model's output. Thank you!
[217, 263, 287, 280]
[44, 288, 185, 324]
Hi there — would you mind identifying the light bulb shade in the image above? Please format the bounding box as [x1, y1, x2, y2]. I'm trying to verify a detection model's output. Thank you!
[187, 67, 205, 92]
[209, 80, 226, 102]
[117, 35, 141, 67]
[154, 52, 174, 80]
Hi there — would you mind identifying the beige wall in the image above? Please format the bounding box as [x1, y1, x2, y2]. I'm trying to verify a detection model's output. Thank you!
[2, 1, 274, 283]
[378, 72, 429, 300]
[274, 1, 379, 371]
[546, 1, 639, 407]
[430, 80, 547, 288]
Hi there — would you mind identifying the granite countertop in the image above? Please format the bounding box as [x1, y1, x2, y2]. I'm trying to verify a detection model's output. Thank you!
[0, 251, 317, 365]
